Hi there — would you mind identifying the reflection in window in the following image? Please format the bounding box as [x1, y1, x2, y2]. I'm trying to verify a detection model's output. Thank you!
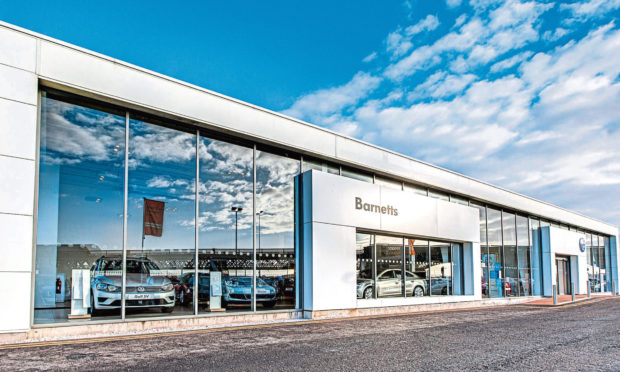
[198, 137, 254, 313]
[406, 239, 429, 297]
[502, 212, 518, 297]
[487, 208, 503, 297]
[126, 118, 196, 318]
[530, 218, 542, 296]
[470, 202, 488, 297]
[356, 233, 375, 299]
[34, 94, 125, 323]
[256, 150, 299, 310]
[375, 236, 404, 298]
[430, 241, 452, 295]
[516, 215, 531, 296]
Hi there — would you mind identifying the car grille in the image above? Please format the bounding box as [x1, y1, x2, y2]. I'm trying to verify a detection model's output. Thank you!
[126, 299, 168, 306]
[126, 286, 162, 292]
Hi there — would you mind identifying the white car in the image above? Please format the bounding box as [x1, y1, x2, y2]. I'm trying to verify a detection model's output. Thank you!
[90, 256, 175, 315]
[357, 269, 427, 298]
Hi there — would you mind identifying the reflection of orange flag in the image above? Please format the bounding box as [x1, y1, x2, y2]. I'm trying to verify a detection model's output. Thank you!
[143, 199, 165, 237]
[408, 239, 415, 255]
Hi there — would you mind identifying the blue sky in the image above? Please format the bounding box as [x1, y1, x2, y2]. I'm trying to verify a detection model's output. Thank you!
[3, 0, 620, 229]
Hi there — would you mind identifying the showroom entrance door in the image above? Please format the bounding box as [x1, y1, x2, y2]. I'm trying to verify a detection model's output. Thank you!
[556, 256, 571, 295]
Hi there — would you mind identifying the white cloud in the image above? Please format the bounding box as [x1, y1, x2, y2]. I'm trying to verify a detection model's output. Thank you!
[542, 27, 569, 41]
[281, 5, 620, 227]
[281, 71, 381, 123]
[447, 0, 463, 8]
[362, 51, 377, 63]
[410, 71, 477, 99]
[561, 0, 620, 22]
[406, 15, 440, 36]
[489, 50, 533, 72]
[386, 15, 440, 59]
[385, 1, 554, 80]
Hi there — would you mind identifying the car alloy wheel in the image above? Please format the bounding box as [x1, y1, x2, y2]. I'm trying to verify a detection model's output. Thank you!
[414, 286, 424, 297]
[363, 287, 373, 299]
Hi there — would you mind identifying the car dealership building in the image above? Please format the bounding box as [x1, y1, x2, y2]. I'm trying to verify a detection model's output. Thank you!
[0, 21, 618, 341]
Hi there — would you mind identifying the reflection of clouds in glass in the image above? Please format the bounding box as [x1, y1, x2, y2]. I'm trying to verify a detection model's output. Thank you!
[201, 140, 252, 178]
[146, 176, 189, 188]
[131, 123, 195, 163]
[257, 151, 299, 236]
[42, 98, 124, 164]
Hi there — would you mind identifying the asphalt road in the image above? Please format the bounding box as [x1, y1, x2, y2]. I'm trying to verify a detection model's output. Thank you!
[2, 298, 619, 372]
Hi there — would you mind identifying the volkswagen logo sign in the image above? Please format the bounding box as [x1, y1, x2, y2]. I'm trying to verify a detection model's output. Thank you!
[137, 286, 145, 292]
[579, 237, 586, 253]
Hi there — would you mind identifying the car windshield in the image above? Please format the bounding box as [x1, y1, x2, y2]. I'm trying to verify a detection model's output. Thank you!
[228, 277, 268, 286]
[125, 259, 160, 274]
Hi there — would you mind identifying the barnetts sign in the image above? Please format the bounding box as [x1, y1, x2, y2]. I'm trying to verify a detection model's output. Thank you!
[355, 197, 398, 216]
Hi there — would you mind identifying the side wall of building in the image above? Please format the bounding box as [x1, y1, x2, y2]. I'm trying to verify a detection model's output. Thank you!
[0, 26, 38, 332]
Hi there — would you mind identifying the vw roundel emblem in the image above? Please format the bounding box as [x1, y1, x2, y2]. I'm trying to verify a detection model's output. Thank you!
[579, 237, 586, 253]
[137, 286, 145, 292]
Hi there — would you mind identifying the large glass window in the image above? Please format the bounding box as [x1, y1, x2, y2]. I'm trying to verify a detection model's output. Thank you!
[516, 215, 531, 296]
[356, 233, 374, 299]
[529, 218, 542, 296]
[470, 202, 488, 297]
[34, 91, 302, 324]
[405, 239, 429, 297]
[430, 241, 452, 295]
[34, 93, 125, 323]
[375, 235, 404, 298]
[502, 212, 518, 297]
[126, 117, 196, 318]
[355, 233, 375, 299]
[487, 208, 503, 297]
[255, 149, 299, 310]
[197, 136, 254, 313]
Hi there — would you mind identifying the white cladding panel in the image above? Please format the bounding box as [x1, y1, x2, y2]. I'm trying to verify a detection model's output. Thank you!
[309, 171, 479, 243]
[0, 26, 37, 72]
[310, 223, 357, 311]
[545, 227, 588, 295]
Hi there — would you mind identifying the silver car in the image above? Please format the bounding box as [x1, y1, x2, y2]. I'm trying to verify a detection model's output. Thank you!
[90, 256, 175, 314]
[357, 269, 426, 299]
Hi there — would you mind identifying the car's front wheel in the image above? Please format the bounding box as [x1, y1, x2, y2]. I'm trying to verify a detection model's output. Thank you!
[161, 306, 174, 313]
[363, 287, 373, 299]
[89, 292, 99, 316]
[413, 286, 424, 297]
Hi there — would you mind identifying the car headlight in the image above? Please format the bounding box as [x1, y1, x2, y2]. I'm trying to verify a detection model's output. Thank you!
[161, 283, 174, 292]
[95, 283, 119, 292]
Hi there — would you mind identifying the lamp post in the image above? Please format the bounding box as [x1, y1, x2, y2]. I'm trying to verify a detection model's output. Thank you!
[256, 210, 264, 276]
[231, 206, 243, 255]
[256, 210, 264, 252]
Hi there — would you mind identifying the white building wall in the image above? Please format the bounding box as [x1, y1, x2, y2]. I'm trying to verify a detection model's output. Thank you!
[0, 26, 38, 332]
[541, 227, 588, 296]
[301, 170, 481, 311]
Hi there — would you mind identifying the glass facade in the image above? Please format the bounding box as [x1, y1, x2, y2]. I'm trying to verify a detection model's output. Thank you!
[34, 92, 299, 324]
[356, 233, 463, 299]
[33, 89, 615, 326]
